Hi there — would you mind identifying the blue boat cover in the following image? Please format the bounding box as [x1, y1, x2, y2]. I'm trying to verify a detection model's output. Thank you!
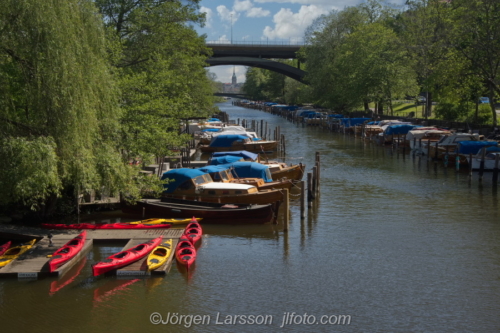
[202, 128, 220, 132]
[384, 124, 418, 135]
[209, 134, 249, 147]
[208, 118, 220, 122]
[457, 141, 498, 154]
[229, 162, 273, 183]
[329, 114, 344, 118]
[340, 118, 372, 127]
[208, 155, 244, 165]
[197, 165, 230, 174]
[160, 168, 207, 193]
[212, 150, 258, 160]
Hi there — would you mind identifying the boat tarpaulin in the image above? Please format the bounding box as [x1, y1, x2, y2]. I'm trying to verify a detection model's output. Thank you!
[457, 141, 498, 155]
[209, 135, 249, 147]
[384, 124, 418, 135]
[211, 150, 259, 161]
[208, 155, 244, 165]
[230, 162, 273, 183]
[161, 168, 207, 193]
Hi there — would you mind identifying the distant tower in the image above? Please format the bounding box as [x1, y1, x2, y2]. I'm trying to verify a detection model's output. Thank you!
[231, 67, 237, 85]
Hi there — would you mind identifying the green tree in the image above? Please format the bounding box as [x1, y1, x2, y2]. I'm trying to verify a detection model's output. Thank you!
[95, 0, 217, 161]
[0, 0, 132, 213]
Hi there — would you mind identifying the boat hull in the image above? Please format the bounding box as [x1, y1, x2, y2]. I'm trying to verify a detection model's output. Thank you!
[121, 198, 279, 224]
[92, 236, 163, 276]
[175, 237, 196, 269]
[147, 238, 173, 271]
[41, 222, 171, 230]
[48, 230, 87, 273]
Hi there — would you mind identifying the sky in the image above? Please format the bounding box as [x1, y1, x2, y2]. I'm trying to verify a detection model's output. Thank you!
[195, 0, 406, 83]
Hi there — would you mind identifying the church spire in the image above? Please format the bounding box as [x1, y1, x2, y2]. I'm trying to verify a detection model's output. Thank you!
[231, 66, 237, 85]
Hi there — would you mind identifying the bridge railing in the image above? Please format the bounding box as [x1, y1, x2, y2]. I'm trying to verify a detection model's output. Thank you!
[206, 40, 305, 47]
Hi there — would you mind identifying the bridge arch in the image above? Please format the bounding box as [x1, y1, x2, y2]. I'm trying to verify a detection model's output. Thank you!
[206, 56, 306, 82]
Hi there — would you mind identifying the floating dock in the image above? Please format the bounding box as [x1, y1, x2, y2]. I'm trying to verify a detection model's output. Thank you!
[0, 228, 185, 279]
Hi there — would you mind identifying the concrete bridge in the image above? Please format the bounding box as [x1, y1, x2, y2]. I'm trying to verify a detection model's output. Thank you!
[205, 42, 306, 82]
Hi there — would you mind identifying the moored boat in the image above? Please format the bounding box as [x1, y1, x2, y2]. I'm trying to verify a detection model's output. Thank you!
[175, 237, 196, 269]
[48, 230, 87, 273]
[466, 145, 500, 170]
[121, 198, 279, 224]
[128, 217, 201, 225]
[160, 168, 283, 205]
[199, 134, 278, 153]
[0, 241, 12, 256]
[0, 239, 37, 268]
[92, 236, 163, 276]
[147, 238, 173, 271]
[41, 222, 172, 230]
[182, 218, 202, 245]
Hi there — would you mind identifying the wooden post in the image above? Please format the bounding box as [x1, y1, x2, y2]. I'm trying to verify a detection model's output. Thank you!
[434, 141, 438, 161]
[300, 180, 305, 218]
[469, 153, 473, 178]
[311, 166, 317, 199]
[260, 119, 264, 138]
[479, 147, 486, 180]
[307, 172, 313, 208]
[493, 154, 499, 185]
[282, 134, 286, 155]
[283, 189, 289, 231]
[142, 207, 145, 220]
[265, 122, 268, 140]
[315, 152, 320, 195]
[427, 139, 431, 160]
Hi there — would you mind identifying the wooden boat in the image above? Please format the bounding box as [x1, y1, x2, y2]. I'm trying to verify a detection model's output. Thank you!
[197, 125, 260, 145]
[41, 222, 171, 230]
[160, 168, 283, 205]
[48, 230, 87, 273]
[183, 218, 202, 245]
[175, 236, 196, 269]
[50, 257, 87, 295]
[0, 241, 12, 256]
[199, 134, 278, 153]
[121, 198, 279, 224]
[406, 127, 451, 152]
[208, 151, 305, 181]
[146, 238, 173, 271]
[92, 236, 163, 276]
[0, 239, 37, 268]
[128, 217, 201, 225]
[423, 132, 481, 158]
[198, 163, 294, 191]
[465, 145, 500, 170]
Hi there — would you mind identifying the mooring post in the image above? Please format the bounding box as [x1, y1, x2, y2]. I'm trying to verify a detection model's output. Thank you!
[311, 166, 317, 199]
[307, 172, 313, 208]
[300, 180, 305, 219]
[493, 154, 500, 185]
[283, 189, 290, 231]
[479, 147, 486, 180]
[427, 139, 431, 160]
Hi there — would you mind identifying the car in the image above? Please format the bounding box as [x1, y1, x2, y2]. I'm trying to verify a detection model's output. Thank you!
[479, 97, 489, 104]
[417, 96, 426, 104]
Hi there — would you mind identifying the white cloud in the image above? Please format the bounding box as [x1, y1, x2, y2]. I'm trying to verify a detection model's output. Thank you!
[200, 6, 213, 28]
[263, 5, 330, 39]
[216, 5, 239, 23]
[246, 7, 270, 17]
[234, 0, 253, 12]
[254, 0, 406, 7]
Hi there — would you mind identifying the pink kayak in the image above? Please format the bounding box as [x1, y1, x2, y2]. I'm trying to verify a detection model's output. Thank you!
[41, 222, 171, 230]
[92, 236, 163, 276]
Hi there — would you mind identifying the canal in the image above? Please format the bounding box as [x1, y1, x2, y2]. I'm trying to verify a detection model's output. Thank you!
[1, 100, 500, 332]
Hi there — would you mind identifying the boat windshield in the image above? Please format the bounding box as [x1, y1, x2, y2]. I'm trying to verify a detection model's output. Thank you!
[193, 175, 211, 185]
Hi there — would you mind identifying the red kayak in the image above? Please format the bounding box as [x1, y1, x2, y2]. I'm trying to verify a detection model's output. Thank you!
[41, 222, 171, 230]
[175, 236, 196, 269]
[182, 217, 203, 245]
[48, 231, 87, 272]
[92, 236, 163, 276]
[0, 241, 12, 256]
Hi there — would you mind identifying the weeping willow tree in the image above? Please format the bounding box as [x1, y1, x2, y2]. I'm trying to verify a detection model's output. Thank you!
[0, 0, 139, 215]
[96, 0, 217, 163]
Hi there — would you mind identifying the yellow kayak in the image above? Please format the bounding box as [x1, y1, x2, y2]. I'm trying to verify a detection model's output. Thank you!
[129, 218, 201, 225]
[147, 238, 173, 271]
[0, 239, 37, 268]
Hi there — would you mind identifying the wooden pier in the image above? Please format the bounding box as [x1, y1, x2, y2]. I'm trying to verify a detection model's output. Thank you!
[0, 228, 185, 279]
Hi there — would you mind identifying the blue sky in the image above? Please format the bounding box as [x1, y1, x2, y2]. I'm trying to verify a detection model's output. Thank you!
[196, 0, 406, 83]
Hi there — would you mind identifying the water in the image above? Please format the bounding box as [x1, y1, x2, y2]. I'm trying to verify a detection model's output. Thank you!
[1, 100, 500, 332]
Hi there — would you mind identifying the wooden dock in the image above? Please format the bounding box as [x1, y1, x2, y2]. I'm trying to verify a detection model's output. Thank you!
[0, 228, 185, 279]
